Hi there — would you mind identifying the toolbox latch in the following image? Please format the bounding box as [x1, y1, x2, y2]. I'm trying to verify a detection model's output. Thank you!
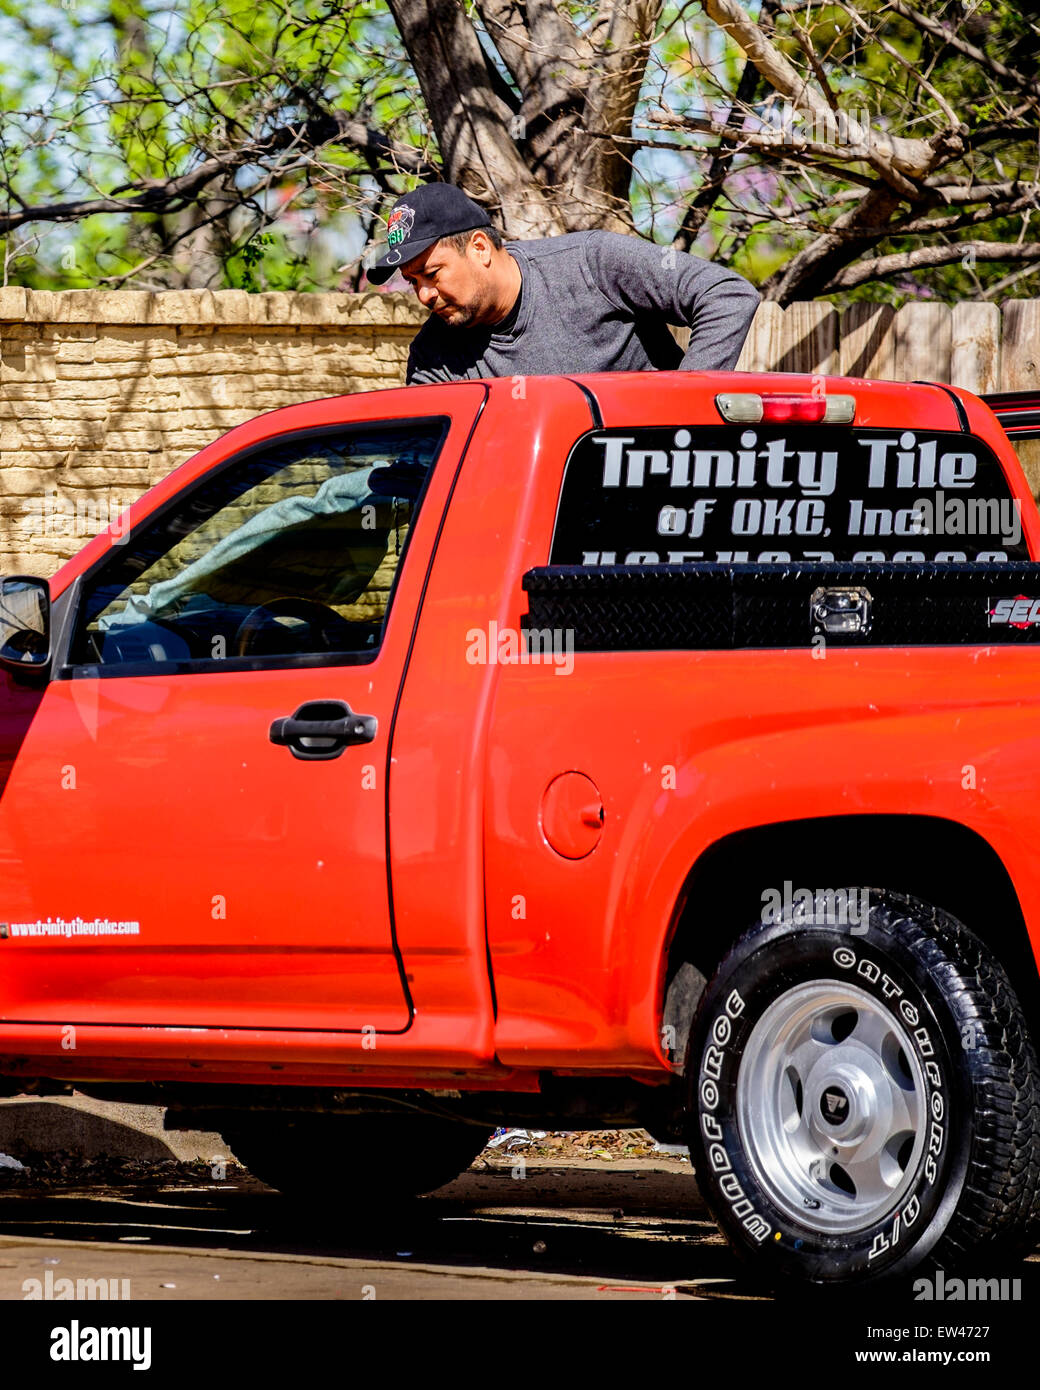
[810, 585, 872, 637]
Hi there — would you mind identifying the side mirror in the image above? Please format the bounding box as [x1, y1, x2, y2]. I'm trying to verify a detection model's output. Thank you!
[0, 577, 50, 674]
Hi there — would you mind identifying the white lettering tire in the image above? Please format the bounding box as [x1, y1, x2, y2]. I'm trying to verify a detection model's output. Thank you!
[684, 891, 1040, 1288]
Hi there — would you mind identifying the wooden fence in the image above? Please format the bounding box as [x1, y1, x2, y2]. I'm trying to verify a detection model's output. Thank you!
[731, 300, 1039, 394]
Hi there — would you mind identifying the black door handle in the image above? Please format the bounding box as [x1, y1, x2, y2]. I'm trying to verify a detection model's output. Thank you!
[269, 700, 377, 761]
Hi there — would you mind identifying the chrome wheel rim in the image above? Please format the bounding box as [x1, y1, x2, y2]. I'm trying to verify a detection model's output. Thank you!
[736, 980, 926, 1234]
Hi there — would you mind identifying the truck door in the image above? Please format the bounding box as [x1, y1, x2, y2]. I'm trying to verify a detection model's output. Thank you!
[0, 390, 486, 1033]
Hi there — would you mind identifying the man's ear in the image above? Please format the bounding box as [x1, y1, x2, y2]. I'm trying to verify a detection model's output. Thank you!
[467, 230, 496, 266]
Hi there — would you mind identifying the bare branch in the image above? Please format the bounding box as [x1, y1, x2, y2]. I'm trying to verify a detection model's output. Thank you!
[980, 259, 1040, 300]
[924, 179, 1039, 204]
[0, 111, 439, 236]
[891, 187, 1040, 236]
[788, 13, 839, 113]
[672, 0, 777, 249]
[701, 0, 948, 182]
[886, 0, 1040, 101]
[824, 239, 1040, 292]
[834, 0, 963, 134]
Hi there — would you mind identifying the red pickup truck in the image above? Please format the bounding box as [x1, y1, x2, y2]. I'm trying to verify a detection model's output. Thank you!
[2, 369, 1040, 1291]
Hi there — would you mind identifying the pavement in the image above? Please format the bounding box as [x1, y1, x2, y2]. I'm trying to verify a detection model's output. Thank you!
[0, 1155, 740, 1300]
[0, 1097, 738, 1299]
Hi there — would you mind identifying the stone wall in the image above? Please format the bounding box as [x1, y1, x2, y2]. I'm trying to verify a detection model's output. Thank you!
[2, 289, 1039, 576]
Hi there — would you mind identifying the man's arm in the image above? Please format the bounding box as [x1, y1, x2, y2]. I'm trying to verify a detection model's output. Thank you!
[406, 356, 442, 384]
[406, 319, 457, 384]
[406, 345, 444, 385]
[583, 230, 761, 370]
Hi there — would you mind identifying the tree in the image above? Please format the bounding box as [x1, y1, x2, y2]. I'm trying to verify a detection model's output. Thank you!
[0, 0, 1037, 301]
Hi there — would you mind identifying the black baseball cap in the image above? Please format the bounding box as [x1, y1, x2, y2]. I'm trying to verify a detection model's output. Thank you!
[366, 184, 493, 285]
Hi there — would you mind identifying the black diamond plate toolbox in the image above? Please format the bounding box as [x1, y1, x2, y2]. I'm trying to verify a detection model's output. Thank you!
[521, 563, 1040, 651]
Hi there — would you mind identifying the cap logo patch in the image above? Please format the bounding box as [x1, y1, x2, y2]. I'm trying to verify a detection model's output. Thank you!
[387, 205, 416, 247]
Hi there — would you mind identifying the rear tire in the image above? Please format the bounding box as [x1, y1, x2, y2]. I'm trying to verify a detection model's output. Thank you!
[223, 1113, 493, 1207]
[684, 889, 1040, 1288]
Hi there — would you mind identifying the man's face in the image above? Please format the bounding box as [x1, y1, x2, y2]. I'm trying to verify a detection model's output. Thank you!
[399, 236, 496, 327]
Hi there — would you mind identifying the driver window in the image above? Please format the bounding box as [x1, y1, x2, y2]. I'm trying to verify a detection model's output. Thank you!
[70, 418, 448, 670]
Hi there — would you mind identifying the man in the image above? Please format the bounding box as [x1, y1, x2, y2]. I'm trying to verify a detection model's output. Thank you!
[365, 183, 761, 385]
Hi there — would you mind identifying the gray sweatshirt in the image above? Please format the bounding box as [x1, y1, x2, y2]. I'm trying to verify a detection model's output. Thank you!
[405, 229, 761, 384]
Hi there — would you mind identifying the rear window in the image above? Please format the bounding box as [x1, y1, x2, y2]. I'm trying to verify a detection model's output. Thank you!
[550, 426, 1027, 565]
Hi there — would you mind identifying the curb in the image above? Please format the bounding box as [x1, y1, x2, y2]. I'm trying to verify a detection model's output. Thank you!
[0, 1094, 232, 1164]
